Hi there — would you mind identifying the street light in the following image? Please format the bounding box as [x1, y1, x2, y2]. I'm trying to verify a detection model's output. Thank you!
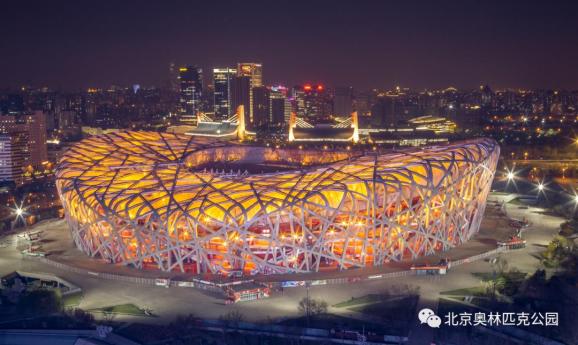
[537, 183, 544, 191]
[12, 203, 27, 231]
[506, 171, 514, 180]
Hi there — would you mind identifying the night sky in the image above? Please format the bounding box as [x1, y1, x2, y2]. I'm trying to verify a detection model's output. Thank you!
[2, 0, 578, 91]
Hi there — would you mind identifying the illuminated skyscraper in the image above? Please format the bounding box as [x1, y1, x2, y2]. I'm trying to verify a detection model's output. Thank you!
[0, 131, 28, 185]
[232, 76, 251, 124]
[0, 111, 47, 168]
[24, 111, 47, 167]
[213, 67, 236, 119]
[237, 63, 263, 123]
[269, 86, 290, 126]
[178, 66, 203, 117]
[293, 84, 331, 122]
[237, 63, 262, 88]
[168, 62, 179, 92]
[252, 86, 270, 127]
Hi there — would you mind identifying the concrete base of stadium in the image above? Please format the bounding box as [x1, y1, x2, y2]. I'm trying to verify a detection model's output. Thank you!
[20, 193, 517, 285]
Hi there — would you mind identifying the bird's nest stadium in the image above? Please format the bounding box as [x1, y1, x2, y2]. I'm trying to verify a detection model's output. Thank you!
[56, 132, 499, 275]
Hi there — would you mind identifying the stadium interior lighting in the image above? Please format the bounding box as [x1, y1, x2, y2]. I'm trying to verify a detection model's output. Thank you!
[56, 132, 499, 275]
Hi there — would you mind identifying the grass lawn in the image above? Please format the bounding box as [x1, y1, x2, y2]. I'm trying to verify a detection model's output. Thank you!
[90, 303, 154, 317]
[507, 197, 525, 205]
[62, 292, 83, 308]
[439, 286, 487, 296]
[332, 294, 418, 334]
[472, 271, 527, 281]
[347, 295, 418, 326]
[490, 191, 511, 196]
[333, 294, 384, 308]
[438, 296, 481, 314]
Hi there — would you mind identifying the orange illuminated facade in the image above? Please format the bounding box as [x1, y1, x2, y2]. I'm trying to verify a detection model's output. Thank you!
[56, 132, 499, 275]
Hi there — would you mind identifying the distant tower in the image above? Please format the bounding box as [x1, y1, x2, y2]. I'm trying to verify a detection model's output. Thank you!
[237, 63, 263, 123]
[168, 62, 179, 92]
[293, 84, 329, 122]
[252, 86, 270, 127]
[269, 86, 290, 127]
[0, 131, 28, 185]
[213, 67, 237, 119]
[178, 66, 203, 116]
[351, 111, 359, 143]
[232, 76, 251, 123]
[237, 63, 263, 87]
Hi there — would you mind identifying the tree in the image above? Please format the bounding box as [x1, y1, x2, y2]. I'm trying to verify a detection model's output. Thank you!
[483, 276, 506, 300]
[69, 308, 95, 326]
[311, 299, 328, 315]
[17, 289, 62, 314]
[168, 314, 199, 343]
[220, 310, 244, 328]
[298, 297, 328, 316]
[541, 235, 575, 269]
[298, 297, 309, 315]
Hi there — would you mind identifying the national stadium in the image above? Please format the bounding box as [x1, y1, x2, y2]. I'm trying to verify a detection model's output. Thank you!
[56, 132, 499, 275]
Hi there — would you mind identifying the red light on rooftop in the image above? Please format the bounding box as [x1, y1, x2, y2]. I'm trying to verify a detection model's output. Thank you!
[303, 84, 312, 91]
[317, 84, 324, 91]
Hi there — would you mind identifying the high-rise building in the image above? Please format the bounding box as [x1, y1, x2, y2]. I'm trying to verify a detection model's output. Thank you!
[0, 131, 28, 185]
[480, 85, 494, 108]
[58, 110, 80, 131]
[237, 63, 263, 123]
[252, 86, 270, 127]
[202, 84, 214, 115]
[213, 68, 237, 119]
[168, 62, 179, 93]
[237, 63, 263, 88]
[0, 111, 48, 168]
[178, 66, 203, 117]
[293, 84, 331, 122]
[269, 86, 290, 127]
[334, 86, 353, 117]
[24, 111, 48, 167]
[232, 76, 251, 124]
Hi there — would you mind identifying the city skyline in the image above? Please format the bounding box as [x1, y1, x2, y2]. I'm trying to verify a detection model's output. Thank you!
[2, 0, 578, 91]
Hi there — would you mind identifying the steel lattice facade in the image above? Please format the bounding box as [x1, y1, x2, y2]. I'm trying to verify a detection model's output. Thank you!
[56, 132, 499, 275]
